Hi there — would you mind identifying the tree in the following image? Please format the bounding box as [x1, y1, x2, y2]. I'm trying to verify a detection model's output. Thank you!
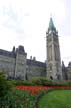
[0, 72, 12, 99]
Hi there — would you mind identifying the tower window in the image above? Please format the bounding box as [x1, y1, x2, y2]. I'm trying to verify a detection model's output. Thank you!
[49, 64, 52, 70]
[54, 45, 59, 61]
[48, 45, 52, 61]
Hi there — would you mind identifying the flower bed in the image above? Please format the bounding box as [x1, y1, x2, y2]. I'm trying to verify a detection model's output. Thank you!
[16, 85, 71, 94]
[1, 89, 37, 108]
[1, 86, 71, 108]
[16, 86, 48, 95]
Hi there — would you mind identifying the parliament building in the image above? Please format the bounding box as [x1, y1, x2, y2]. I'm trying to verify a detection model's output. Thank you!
[0, 18, 71, 80]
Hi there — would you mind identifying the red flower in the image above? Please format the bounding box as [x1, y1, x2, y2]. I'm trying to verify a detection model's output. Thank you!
[16, 85, 71, 96]
[22, 96, 25, 101]
[16, 106, 18, 108]
[16, 97, 19, 102]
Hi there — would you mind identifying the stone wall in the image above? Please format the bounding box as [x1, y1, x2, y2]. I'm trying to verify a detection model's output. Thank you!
[0, 46, 46, 80]
[26, 65, 46, 80]
[0, 55, 15, 78]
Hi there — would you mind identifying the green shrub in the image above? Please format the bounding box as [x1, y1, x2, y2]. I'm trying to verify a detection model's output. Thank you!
[12, 80, 34, 85]
[31, 77, 54, 86]
[6, 77, 71, 86]
[0, 72, 13, 99]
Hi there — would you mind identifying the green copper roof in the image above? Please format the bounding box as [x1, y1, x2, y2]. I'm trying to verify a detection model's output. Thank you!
[48, 17, 56, 31]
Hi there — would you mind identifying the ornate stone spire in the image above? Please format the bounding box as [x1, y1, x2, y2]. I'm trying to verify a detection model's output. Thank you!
[48, 17, 56, 32]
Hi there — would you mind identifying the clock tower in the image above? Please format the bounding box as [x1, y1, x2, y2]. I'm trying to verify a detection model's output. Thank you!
[46, 17, 62, 80]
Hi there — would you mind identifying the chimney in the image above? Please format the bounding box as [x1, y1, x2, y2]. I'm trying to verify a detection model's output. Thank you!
[12, 46, 15, 53]
[30, 56, 32, 60]
[33, 57, 36, 61]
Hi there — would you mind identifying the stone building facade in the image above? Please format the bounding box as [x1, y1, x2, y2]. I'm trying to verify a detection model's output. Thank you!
[65, 62, 71, 80]
[0, 17, 70, 80]
[0, 45, 46, 80]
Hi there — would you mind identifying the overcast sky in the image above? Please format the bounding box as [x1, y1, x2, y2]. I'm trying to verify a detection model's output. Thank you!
[0, 0, 71, 66]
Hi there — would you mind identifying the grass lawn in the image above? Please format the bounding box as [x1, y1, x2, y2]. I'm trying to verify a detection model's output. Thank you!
[38, 89, 71, 108]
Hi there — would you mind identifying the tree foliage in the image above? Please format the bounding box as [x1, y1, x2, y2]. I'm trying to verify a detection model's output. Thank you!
[0, 72, 13, 98]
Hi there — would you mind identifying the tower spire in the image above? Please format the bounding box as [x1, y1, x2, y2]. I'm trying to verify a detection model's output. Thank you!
[48, 17, 56, 32]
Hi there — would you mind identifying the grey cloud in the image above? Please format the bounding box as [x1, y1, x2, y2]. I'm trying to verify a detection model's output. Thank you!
[2, 6, 24, 34]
